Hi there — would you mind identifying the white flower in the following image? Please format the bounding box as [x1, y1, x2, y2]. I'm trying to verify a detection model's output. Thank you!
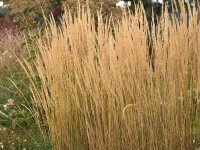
[151, 0, 163, 4]
[127, 1, 131, 7]
[3, 4, 10, 8]
[3, 104, 7, 110]
[0, 1, 3, 7]
[193, 139, 195, 143]
[184, 0, 194, 6]
[0, 144, 4, 149]
[116, 1, 126, 8]
[3, 99, 15, 110]
[116, 1, 131, 9]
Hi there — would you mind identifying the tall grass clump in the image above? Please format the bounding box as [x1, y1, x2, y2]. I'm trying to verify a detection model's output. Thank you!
[22, 1, 200, 149]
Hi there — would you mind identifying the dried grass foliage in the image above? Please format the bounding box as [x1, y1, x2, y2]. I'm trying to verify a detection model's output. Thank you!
[22, 2, 200, 149]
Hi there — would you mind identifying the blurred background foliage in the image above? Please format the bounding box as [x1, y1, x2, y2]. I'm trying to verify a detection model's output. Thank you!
[0, 0, 164, 33]
[1, 0, 195, 34]
[1, 0, 194, 34]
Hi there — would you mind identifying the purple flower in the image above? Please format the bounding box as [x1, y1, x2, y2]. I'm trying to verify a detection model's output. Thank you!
[0, 17, 4, 24]
[52, 5, 62, 16]
[0, 15, 19, 34]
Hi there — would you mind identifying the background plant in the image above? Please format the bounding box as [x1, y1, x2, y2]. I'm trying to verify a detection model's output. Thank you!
[0, 30, 51, 149]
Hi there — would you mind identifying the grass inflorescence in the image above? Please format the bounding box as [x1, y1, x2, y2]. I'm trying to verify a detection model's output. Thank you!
[22, 1, 200, 149]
